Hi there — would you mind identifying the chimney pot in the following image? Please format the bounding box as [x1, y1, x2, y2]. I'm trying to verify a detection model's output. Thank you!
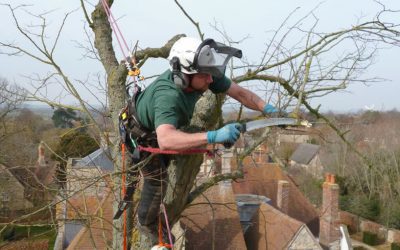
[330, 174, 335, 184]
[325, 173, 331, 183]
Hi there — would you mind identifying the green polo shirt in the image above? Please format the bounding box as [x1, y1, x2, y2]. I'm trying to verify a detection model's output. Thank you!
[135, 70, 231, 130]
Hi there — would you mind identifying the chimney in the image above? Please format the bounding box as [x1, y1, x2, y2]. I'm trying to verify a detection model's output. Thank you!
[277, 180, 290, 214]
[319, 173, 340, 247]
[37, 141, 46, 166]
[221, 149, 233, 174]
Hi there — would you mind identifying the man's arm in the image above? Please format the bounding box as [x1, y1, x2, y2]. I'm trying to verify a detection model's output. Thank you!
[156, 124, 208, 150]
[156, 123, 242, 151]
[226, 82, 266, 112]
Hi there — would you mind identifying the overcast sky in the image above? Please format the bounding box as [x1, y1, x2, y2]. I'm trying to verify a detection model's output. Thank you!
[1, 0, 399, 112]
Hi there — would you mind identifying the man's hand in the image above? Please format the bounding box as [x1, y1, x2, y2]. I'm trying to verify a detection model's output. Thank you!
[207, 123, 242, 144]
[263, 104, 278, 115]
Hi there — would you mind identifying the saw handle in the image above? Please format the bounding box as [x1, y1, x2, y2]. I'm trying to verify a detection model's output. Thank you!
[223, 123, 246, 149]
[223, 142, 234, 149]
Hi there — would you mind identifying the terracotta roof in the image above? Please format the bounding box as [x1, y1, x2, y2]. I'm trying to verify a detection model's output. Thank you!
[246, 203, 304, 249]
[232, 163, 320, 236]
[66, 187, 114, 250]
[180, 182, 247, 250]
[66, 195, 106, 220]
[65, 176, 113, 220]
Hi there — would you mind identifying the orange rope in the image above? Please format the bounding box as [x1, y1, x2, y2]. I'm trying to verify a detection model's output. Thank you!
[158, 216, 172, 248]
[121, 144, 127, 250]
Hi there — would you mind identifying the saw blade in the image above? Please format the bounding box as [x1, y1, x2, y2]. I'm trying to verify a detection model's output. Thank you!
[244, 118, 301, 132]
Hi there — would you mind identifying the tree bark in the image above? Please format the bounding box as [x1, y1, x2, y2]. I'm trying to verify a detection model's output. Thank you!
[90, 2, 128, 249]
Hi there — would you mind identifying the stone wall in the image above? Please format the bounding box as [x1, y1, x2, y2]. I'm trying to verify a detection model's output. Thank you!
[338, 211, 400, 244]
[360, 218, 387, 240]
[339, 211, 359, 233]
[0, 167, 33, 212]
[388, 229, 400, 243]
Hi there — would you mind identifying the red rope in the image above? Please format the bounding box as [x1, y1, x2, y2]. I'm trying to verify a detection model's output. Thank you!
[160, 203, 174, 249]
[100, 0, 130, 59]
[138, 145, 213, 157]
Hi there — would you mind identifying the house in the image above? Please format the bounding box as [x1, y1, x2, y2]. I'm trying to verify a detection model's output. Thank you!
[0, 164, 33, 215]
[0, 142, 57, 219]
[54, 146, 114, 250]
[290, 143, 323, 177]
[278, 128, 311, 145]
[246, 202, 321, 249]
[66, 147, 113, 197]
[65, 183, 113, 249]
[180, 182, 247, 249]
[231, 163, 320, 236]
[183, 148, 322, 249]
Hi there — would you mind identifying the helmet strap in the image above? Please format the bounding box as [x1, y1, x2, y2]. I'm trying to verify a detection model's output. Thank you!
[183, 75, 195, 92]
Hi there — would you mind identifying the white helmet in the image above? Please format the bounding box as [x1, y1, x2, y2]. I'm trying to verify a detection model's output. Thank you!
[168, 37, 242, 78]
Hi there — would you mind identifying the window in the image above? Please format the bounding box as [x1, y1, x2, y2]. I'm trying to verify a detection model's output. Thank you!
[1, 192, 10, 202]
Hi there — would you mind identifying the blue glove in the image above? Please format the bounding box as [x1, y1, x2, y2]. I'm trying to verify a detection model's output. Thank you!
[263, 104, 278, 114]
[207, 123, 242, 144]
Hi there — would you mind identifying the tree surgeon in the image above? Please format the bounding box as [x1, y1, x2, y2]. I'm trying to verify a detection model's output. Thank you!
[119, 37, 277, 245]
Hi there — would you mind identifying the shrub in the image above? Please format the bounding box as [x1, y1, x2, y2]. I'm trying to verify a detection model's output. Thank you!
[362, 231, 378, 245]
[2, 226, 16, 241]
[392, 242, 400, 250]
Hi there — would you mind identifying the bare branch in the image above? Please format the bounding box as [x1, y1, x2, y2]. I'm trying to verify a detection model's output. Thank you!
[173, 0, 204, 40]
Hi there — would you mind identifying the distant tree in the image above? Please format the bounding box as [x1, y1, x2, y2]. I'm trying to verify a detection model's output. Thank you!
[53, 130, 98, 163]
[52, 130, 99, 187]
[0, 77, 25, 135]
[51, 108, 80, 128]
[360, 110, 381, 124]
[0, 77, 26, 165]
[3, 109, 48, 165]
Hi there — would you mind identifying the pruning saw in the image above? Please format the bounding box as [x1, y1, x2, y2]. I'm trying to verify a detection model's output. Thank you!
[224, 117, 312, 148]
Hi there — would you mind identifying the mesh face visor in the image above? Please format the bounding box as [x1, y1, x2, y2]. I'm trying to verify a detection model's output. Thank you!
[193, 39, 242, 78]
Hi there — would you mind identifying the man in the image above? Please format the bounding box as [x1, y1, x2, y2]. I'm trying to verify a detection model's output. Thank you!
[130, 37, 277, 244]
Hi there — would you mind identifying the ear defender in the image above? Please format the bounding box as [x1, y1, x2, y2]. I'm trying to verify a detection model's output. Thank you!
[171, 57, 189, 89]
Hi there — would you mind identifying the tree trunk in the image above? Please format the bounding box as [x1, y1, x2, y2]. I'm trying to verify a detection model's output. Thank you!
[165, 91, 223, 223]
[137, 92, 224, 249]
[90, 1, 225, 247]
[91, 2, 128, 249]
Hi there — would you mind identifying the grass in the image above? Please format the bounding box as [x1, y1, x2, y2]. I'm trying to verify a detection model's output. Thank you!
[1, 225, 57, 249]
